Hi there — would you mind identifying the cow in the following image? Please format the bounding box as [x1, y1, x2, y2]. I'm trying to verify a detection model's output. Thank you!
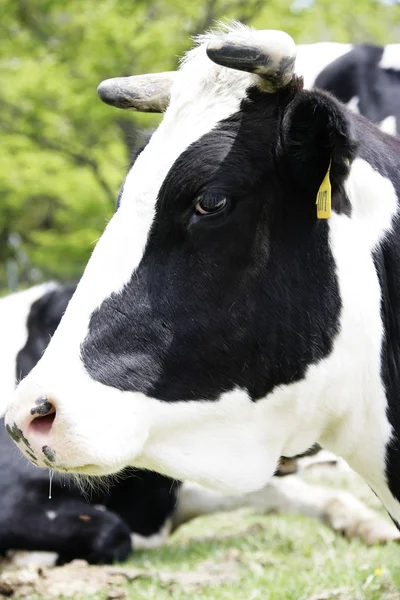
[308, 43, 400, 134]
[3, 286, 397, 565]
[5, 23, 400, 541]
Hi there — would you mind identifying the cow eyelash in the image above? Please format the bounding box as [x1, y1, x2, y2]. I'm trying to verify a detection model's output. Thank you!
[194, 196, 228, 216]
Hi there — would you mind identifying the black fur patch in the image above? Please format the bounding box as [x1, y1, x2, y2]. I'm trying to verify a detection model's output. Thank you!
[373, 239, 400, 507]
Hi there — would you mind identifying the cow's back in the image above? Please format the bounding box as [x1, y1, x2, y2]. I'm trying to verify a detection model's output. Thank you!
[315, 44, 400, 128]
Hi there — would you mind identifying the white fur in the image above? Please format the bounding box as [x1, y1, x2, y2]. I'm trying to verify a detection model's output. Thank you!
[6, 27, 400, 526]
[295, 43, 352, 89]
[0, 282, 57, 416]
[323, 160, 398, 519]
[379, 44, 400, 71]
[347, 96, 360, 114]
[131, 518, 172, 550]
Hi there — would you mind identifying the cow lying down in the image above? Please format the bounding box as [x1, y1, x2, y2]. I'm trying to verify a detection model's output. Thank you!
[1, 299, 399, 562]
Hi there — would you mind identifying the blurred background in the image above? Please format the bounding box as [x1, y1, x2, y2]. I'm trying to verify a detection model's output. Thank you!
[1, 0, 400, 294]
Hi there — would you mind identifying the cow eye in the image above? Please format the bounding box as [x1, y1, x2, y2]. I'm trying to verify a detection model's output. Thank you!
[195, 197, 227, 215]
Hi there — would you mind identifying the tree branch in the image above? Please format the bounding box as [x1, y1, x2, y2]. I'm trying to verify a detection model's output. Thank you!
[0, 100, 116, 204]
[16, 0, 49, 43]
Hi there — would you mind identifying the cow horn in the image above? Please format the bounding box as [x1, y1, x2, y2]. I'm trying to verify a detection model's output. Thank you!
[206, 30, 296, 92]
[97, 72, 177, 112]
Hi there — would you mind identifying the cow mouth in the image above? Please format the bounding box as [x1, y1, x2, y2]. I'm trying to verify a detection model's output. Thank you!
[63, 461, 136, 478]
[60, 464, 106, 475]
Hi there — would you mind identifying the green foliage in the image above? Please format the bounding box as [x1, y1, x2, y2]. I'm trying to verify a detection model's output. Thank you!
[1, 0, 400, 291]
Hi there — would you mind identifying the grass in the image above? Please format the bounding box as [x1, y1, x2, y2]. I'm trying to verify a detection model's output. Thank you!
[11, 465, 399, 600]
[66, 465, 400, 600]
[120, 516, 400, 600]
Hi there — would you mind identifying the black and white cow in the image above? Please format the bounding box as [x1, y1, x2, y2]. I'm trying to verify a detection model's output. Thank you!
[5, 284, 397, 563]
[6, 24, 400, 540]
[307, 43, 400, 134]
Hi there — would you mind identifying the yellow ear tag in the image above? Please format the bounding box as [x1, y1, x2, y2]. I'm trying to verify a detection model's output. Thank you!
[316, 159, 332, 219]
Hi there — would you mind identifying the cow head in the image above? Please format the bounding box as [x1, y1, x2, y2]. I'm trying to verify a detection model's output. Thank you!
[6, 24, 363, 494]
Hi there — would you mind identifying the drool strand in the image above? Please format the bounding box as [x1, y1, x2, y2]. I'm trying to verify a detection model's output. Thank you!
[48, 469, 54, 500]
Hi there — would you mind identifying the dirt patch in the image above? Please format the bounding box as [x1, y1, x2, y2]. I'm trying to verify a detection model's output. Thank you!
[0, 556, 240, 599]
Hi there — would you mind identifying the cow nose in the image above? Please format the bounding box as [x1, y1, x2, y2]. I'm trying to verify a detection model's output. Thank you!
[6, 393, 58, 465]
[28, 395, 57, 440]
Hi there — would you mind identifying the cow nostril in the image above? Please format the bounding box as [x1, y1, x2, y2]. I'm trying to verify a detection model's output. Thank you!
[29, 411, 56, 437]
[29, 396, 56, 438]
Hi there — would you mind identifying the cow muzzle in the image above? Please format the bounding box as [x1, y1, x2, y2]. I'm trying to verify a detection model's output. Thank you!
[5, 375, 150, 475]
[6, 391, 60, 471]
[6, 393, 61, 468]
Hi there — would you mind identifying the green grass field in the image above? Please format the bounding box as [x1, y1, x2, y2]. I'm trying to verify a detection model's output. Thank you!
[99, 467, 400, 600]
[120, 518, 399, 599]
[5, 465, 400, 600]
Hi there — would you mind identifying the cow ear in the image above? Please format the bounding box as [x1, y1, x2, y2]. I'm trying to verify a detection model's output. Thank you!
[281, 90, 357, 212]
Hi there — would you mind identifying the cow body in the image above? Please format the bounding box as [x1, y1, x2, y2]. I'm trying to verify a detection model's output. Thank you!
[6, 24, 400, 533]
[293, 42, 400, 133]
[311, 43, 400, 132]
